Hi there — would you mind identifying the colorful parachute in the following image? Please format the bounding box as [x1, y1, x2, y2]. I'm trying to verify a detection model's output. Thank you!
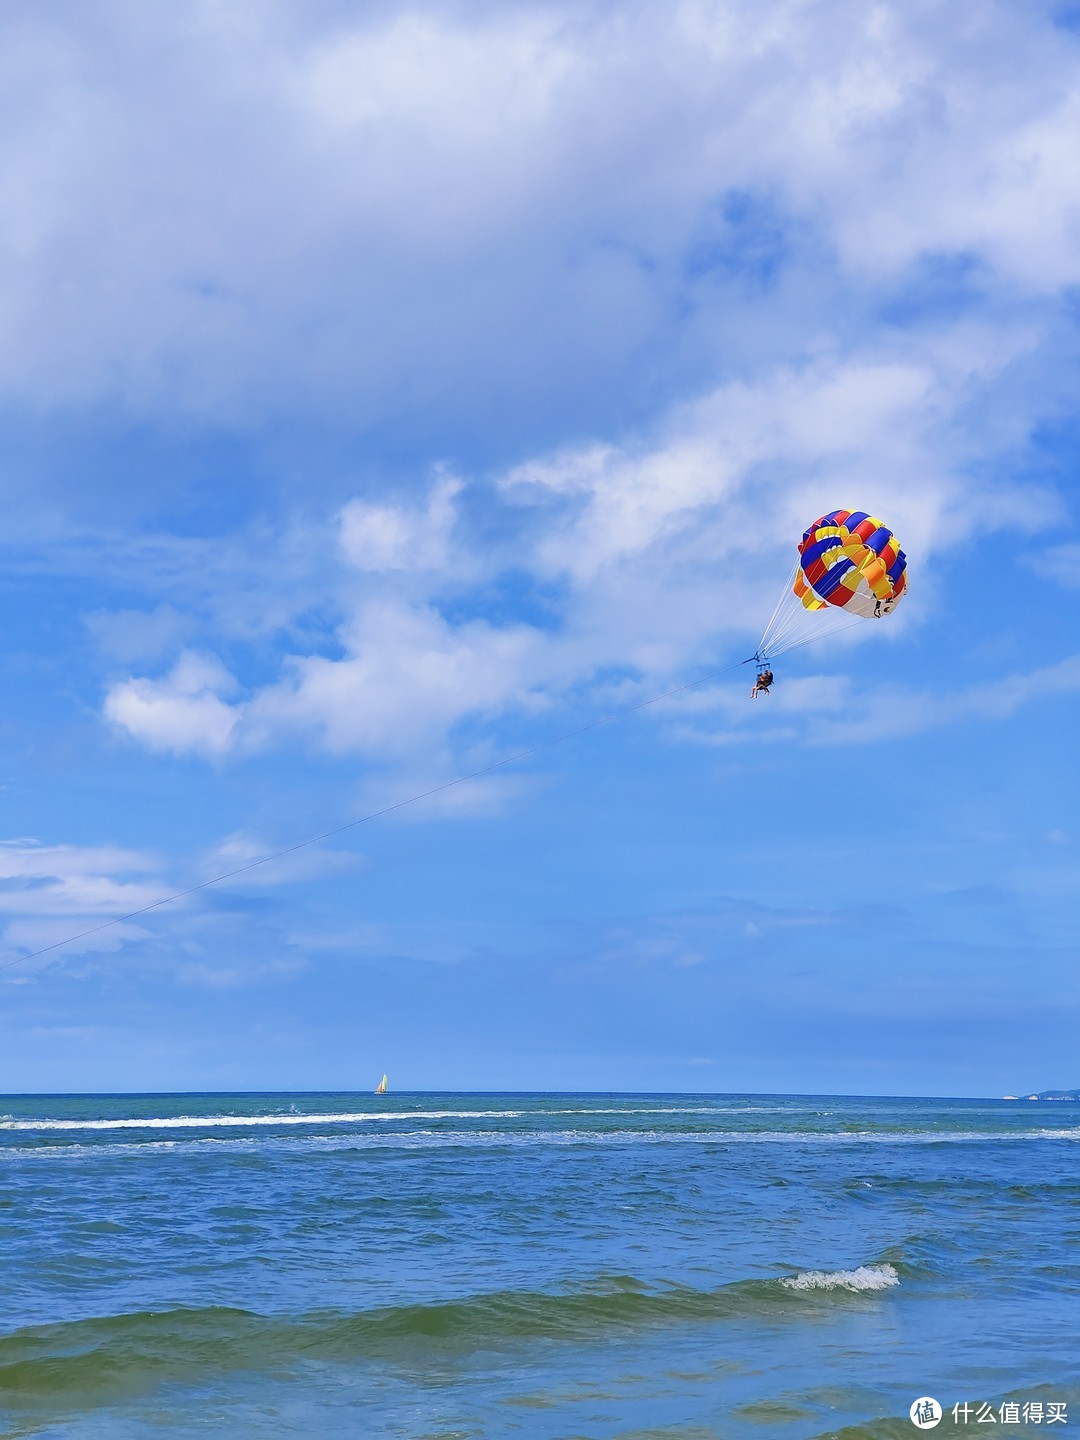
[795, 509, 907, 618]
[756, 508, 907, 661]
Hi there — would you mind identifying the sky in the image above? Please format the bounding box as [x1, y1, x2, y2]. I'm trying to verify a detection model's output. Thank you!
[1, 0, 1079, 1096]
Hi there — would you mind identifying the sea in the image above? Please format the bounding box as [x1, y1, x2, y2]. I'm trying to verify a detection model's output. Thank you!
[1, 1092, 1078, 1439]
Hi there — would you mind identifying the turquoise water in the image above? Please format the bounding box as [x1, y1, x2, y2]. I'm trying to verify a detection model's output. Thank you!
[1, 1092, 1078, 1438]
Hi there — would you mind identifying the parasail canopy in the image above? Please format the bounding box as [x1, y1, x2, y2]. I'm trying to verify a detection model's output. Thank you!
[757, 508, 908, 661]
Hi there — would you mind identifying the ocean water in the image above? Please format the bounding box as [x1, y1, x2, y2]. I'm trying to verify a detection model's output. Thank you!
[1, 1093, 1078, 1439]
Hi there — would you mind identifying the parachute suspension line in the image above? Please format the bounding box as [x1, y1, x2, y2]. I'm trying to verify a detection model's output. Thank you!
[766, 613, 868, 658]
[0, 655, 757, 973]
[755, 564, 876, 662]
[765, 603, 870, 661]
[755, 560, 801, 662]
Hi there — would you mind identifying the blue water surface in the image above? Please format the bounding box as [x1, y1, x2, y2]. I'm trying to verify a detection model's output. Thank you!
[1, 1092, 1078, 1438]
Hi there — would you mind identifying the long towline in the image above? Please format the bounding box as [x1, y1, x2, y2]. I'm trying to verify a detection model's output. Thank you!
[2, 656, 757, 971]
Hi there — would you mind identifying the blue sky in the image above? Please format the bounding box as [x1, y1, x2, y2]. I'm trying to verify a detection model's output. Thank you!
[2, 0, 1079, 1096]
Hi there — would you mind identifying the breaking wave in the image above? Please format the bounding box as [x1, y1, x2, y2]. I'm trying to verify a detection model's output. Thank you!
[781, 1264, 899, 1292]
[0, 1265, 899, 1409]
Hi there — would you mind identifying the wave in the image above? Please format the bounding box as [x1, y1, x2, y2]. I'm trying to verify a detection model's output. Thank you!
[3, 1123, 1077, 1159]
[781, 1264, 899, 1293]
[0, 1109, 526, 1131]
[0, 1106, 735, 1132]
[0, 1267, 899, 1411]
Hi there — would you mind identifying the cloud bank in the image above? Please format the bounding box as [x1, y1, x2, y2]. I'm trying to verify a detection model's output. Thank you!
[3, 0, 1076, 770]
[2, 0, 1077, 433]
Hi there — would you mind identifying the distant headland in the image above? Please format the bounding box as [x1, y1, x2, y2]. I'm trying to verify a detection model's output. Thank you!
[1001, 1090, 1080, 1101]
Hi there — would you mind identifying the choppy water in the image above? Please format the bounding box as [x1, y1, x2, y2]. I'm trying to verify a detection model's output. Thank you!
[1, 1092, 1078, 1438]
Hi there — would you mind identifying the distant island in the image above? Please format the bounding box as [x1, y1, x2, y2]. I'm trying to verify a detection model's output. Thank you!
[1001, 1090, 1080, 1101]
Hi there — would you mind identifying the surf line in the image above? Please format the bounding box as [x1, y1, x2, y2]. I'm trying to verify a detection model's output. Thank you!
[1, 656, 755, 971]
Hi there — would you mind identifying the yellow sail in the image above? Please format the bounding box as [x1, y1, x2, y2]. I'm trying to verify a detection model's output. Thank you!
[375, 1074, 388, 1095]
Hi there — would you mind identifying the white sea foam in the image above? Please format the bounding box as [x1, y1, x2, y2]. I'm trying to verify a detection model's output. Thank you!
[0, 1106, 745, 1131]
[0, 1105, 775, 1132]
[2, 1112, 1078, 1144]
[0, 1110, 527, 1131]
[0, 1105, 829, 1128]
[781, 1263, 899, 1293]
[8, 1125, 1080, 1163]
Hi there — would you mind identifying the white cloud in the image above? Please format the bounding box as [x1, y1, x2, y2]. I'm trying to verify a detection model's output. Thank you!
[354, 771, 540, 824]
[671, 653, 1080, 748]
[105, 651, 241, 756]
[7, 2, 1054, 772]
[811, 653, 1080, 745]
[0, 839, 159, 881]
[504, 351, 971, 585]
[0, 1, 1077, 429]
[0, 841, 165, 920]
[0, 840, 168, 961]
[97, 337, 1059, 764]
[1035, 542, 1080, 590]
[197, 832, 362, 886]
[246, 600, 545, 757]
[0, 828, 360, 969]
[338, 472, 460, 573]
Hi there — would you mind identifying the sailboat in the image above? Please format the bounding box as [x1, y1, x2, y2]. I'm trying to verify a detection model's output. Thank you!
[375, 1074, 388, 1095]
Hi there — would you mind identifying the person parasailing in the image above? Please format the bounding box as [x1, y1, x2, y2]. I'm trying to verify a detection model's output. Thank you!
[750, 666, 774, 698]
